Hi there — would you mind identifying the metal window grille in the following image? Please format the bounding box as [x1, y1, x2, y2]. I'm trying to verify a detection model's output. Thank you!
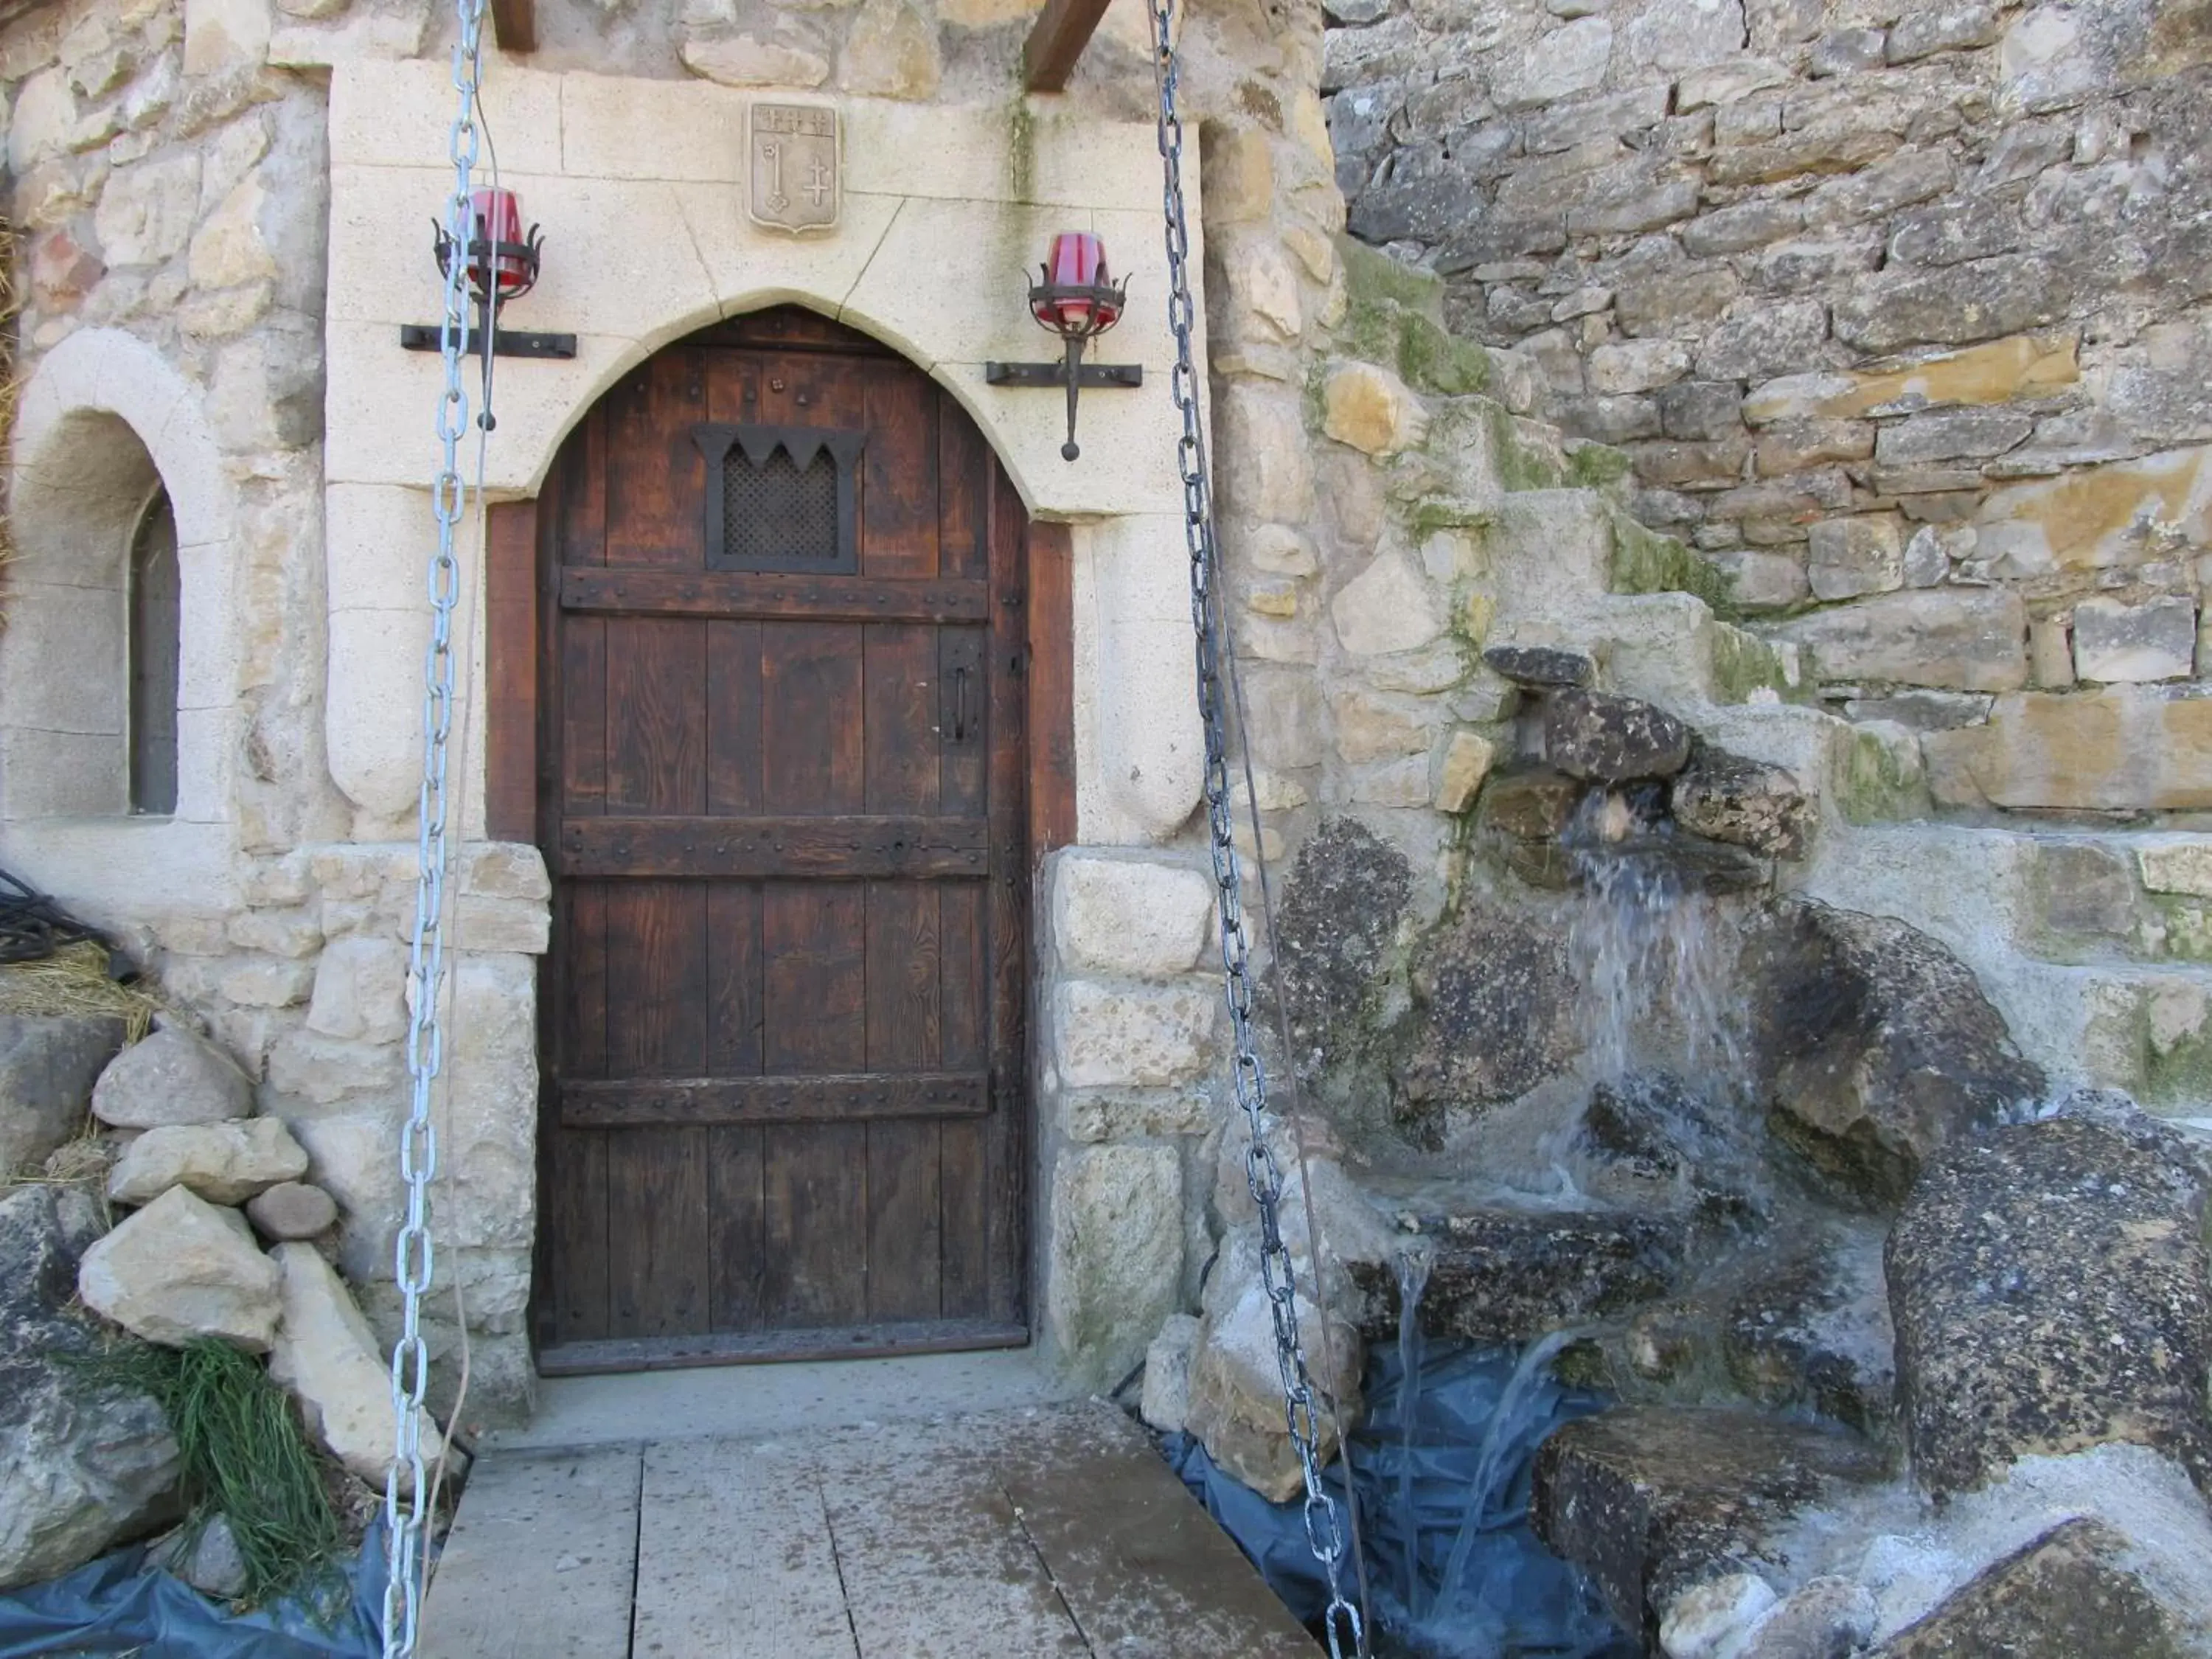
[695, 424, 863, 574]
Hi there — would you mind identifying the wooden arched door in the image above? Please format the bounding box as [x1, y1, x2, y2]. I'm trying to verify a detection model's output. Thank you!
[532, 308, 1030, 1371]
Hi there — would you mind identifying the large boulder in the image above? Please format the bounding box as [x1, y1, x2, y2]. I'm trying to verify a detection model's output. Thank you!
[77, 1186, 282, 1352]
[1874, 1518, 2188, 1658]
[268, 1242, 444, 1494]
[1745, 902, 2045, 1206]
[1276, 817, 1412, 1077]
[1401, 901, 1581, 1118]
[1531, 1406, 1889, 1642]
[0, 1015, 127, 1175]
[0, 1186, 181, 1591]
[1886, 1101, 2212, 1497]
[108, 1117, 311, 1206]
[90, 1026, 253, 1130]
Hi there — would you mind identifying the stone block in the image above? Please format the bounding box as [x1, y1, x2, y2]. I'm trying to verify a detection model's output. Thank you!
[184, 0, 270, 74]
[1768, 588, 2028, 692]
[1054, 981, 1217, 1090]
[1711, 549, 1809, 613]
[1588, 338, 1691, 395]
[839, 0, 939, 99]
[91, 153, 201, 268]
[1046, 1144, 1183, 1393]
[678, 35, 830, 88]
[0, 1016, 125, 1176]
[1435, 731, 1497, 813]
[1680, 198, 1804, 259]
[92, 1028, 253, 1130]
[305, 936, 410, 1044]
[1880, 1517, 2190, 1658]
[1922, 686, 2212, 810]
[77, 1186, 281, 1352]
[1139, 1312, 1200, 1433]
[1655, 380, 1745, 442]
[1809, 27, 1886, 76]
[1330, 548, 1447, 658]
[108, 1117, 311, 1206]
[1546, 689, 1693, 782]
[2072, 597, 2198, 685]
[1495, 17, 1611, 110]
[1616, 268, 1742, 337]
[1874, 407, 2035, 467]
[1218, 384, 1315, 523]
[1887, 1, 2000, 63]
[1186, 1258, 1360, 1500]
[269, 1242, 445, 1492]
[1675, 56, 1790, 111]
[1695, 299, 1831, 383]
[1330, 688, 1432, 764]
[1806, 515, 1903, 601]
[1321, 361, 1426, 456]
[1802, 147, 1955, 229]
[1756, 418, 1873, 475]
[2140, 842, 2212, 900]
[1053, 854, 1213, 980]
[1833, 255, 2068, 355]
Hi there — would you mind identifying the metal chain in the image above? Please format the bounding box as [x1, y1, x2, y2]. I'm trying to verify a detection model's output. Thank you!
[383, 1, 488, 1650]
[1141, 8, 1362, 1655]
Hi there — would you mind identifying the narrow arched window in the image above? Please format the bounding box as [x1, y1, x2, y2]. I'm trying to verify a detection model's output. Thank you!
[128, 489, 179, 815]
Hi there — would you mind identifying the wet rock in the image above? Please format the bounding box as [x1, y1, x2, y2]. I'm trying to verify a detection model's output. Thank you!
[1874, 1517, 2188, 1658]
[108, 1117, 311, 1206]
[1741, 1576, 1877, 1659]
[1661, 1572, 1778, 1659]
[77, 1186, 282, 1352]
[0, 1015, 127, 1175]
[0, 1186, 181, 1592]
[1578, 1073, 1764, 1220]
[1277, 818, 1412, 1074]
[1745, 901, 2045, 1207]
[1357, 1208, 1687, 1346]
[1482, 644, 1593, 689]
[1546, 689, 1694, 783]
[1723, 1232, 1896, 1437]
[1479, 766, 1587, 840]
[1532, 1406, 1889, 1641]
[1886, 1108, 2212, 1497]
[91, 1026, 253, 1130]
[1401, 902, 1580, 1116]
[1671, 749, 1815, 860]
[1576, 835, 1770, 897]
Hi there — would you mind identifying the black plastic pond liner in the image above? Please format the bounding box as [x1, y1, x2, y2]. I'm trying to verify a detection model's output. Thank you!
[1165, 1340, 1638, 1659]
[0, 1519, 390, 1658]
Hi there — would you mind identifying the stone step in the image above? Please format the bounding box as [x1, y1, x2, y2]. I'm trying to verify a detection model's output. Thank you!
[1484, 490, 1619, 622]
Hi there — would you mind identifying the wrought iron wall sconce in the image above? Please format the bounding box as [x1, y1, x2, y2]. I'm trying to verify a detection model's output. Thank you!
[985, 232, 1141, 462]
[399, 187, 577, 363]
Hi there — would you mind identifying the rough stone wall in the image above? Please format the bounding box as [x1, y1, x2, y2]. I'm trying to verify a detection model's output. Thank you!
[1324, 0, 2212, 817]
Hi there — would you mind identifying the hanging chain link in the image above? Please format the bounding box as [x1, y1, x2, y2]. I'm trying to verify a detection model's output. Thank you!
[383, 1, 488, 1651]
[1141, 7, 1362, 1655]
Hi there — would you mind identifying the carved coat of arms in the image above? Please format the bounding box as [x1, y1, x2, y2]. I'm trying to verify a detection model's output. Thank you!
[748, 102, 841, 235]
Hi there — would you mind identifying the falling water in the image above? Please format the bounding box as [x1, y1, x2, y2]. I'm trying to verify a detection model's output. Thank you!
[1562, 789, 1744, 1091]
[1393, 1247, 1434, 1612]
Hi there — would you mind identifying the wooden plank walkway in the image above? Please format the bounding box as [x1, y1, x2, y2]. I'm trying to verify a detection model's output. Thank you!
[420, 1401, 1318, 1658]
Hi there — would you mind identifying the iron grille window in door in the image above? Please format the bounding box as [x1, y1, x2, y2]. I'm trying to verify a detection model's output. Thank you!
[695, 424, 864, 574]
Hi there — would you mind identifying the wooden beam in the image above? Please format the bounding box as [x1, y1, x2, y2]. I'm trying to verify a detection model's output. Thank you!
[489, 0, 535, 52]
[1022, 0, 1113, 92]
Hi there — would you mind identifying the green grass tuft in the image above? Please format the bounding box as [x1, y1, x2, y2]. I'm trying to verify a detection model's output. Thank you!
[83, 1339, 344, 1608]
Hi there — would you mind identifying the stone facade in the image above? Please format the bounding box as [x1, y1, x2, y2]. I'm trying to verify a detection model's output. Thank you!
[10, 0, 2212, 1439]
[1326, 0, 2212, 815]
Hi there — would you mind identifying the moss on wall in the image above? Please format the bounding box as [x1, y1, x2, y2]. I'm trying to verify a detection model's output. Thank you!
[1607, 509, 1737, 620]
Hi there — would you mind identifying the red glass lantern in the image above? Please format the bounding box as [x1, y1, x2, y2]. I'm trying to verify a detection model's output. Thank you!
[435, 187, 543, 305]
[1026, 232, 1128, 461]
